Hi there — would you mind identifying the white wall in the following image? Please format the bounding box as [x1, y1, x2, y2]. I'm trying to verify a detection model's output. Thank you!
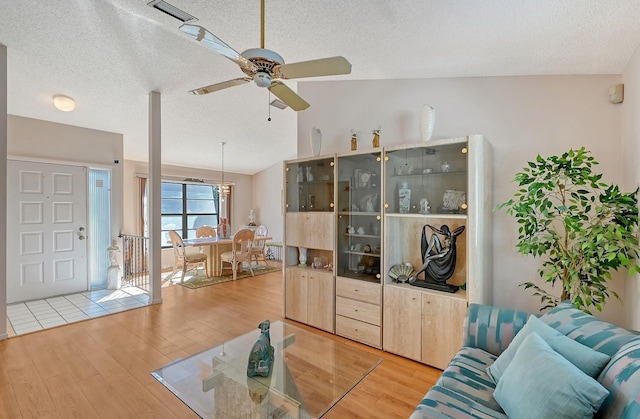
[252, 161, 284, 243]
[622, 44, 640, 330]
[122, 159, 254, 269]
[298, 75, 632, 326]
[7, 115, 124, 244]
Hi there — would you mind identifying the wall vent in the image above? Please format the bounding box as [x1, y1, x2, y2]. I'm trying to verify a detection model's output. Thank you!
[147, 0, 197, 23]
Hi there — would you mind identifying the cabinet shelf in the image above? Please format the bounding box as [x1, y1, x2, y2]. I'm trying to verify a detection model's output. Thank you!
[286, 264, 334, 275]
[343, 233, 380, 239]
[390, 170, 467, 177]
[385, 281, 467, 301]
[337, 272, 381, 283]
[343, 251, 381, 257]
[338, 211, 381, 217]
[298, 180, 333, 185]
[384, 213, 467, 219]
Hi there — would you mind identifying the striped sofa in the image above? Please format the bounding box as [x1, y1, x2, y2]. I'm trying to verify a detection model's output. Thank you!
[411, 302, 640, 418]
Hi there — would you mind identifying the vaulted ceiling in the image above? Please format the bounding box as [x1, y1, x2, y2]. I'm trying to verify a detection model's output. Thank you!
[1, 0, 639, 174]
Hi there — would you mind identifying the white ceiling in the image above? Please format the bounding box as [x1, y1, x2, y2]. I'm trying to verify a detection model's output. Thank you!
[1, 0, 640, 174]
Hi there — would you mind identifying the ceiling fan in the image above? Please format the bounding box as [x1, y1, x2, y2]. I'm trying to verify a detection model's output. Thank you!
[179, 0, 351, 111]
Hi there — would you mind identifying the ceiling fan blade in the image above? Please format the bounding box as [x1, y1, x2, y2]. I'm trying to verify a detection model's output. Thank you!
[189, 78, 252, 95]
[268, 81, 310, 111]
[179, 24, 256, 73]
[274, 56, 352, 79]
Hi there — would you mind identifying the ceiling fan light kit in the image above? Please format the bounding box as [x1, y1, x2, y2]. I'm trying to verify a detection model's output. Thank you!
[178, 0, 351, 111]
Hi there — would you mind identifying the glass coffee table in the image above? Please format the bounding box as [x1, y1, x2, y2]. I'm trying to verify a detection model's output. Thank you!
[151, 321, 382, 418]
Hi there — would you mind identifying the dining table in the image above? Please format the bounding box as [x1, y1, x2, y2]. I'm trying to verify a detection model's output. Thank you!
[182, 235, 272, 277]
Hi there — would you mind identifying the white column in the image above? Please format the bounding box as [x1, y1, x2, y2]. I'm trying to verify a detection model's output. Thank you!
[0, 44, 8, 339]
[148, 91, 162, 304]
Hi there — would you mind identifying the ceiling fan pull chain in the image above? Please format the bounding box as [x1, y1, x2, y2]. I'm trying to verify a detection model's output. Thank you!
[268, 90, 272, 122]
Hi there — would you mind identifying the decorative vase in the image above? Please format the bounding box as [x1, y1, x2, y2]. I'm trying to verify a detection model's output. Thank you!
[298, 247, 308, 266]
[310, 127, 322, 156]
[420, 104, 436, 141]
[306, 166, 313, 182]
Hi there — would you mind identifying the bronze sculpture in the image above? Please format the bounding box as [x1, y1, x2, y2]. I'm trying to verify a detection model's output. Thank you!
[409, 224, 465, 293]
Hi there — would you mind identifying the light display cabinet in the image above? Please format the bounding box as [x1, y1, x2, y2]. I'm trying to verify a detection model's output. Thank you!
[283, 156, 336, 333]
[382, 135, 492, 368]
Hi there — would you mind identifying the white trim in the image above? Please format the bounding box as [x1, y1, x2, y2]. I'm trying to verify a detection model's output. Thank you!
[8, 154, 117, 170]
[134, 172, 235, 187]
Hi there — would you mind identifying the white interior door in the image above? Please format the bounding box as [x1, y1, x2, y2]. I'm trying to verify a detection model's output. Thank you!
[7, 160, 88, 303]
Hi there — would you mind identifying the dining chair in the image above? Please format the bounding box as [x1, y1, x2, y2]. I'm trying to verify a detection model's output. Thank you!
[196, 225, 217, 238]
[169, 230, 208, 282]
[250, 224, 269, 267]
[219, 228, 254, 280]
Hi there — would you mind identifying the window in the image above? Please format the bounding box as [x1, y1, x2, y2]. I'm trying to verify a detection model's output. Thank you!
[161, 182, 220, 246]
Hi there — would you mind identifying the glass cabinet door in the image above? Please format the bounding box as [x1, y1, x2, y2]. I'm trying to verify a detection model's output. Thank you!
[336, 152, 382, 282]
[285, 157, 335, 212]
[384, 141, 468, 215]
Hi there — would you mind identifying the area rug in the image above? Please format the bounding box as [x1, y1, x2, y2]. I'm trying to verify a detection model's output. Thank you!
[178, 265, 280, 289]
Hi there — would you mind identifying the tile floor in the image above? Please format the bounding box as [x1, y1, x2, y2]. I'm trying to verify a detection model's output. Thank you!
[6, 286, 149, 337]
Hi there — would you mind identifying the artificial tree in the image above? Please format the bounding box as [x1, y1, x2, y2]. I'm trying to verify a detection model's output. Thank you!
[498, 147, 640, 313]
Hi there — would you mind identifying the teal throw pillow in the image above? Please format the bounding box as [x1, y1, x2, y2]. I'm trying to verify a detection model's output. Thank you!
[486, 314, 610, 384]
[493, 332, 610, 419]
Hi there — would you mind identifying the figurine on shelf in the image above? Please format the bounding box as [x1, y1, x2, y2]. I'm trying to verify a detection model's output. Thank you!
[298, 247, 308, 266]
[357, 226, 366, 235]
[360, 193, 377, 213]
[399, 181, 411, 213]
[297, 166, 303, 182]
[419, 198, 430, 214]
[347, 225, 355, 234]
[306, 166, 314, 182]
[247, 320, 274, 378]
[372, 129, 380, 148]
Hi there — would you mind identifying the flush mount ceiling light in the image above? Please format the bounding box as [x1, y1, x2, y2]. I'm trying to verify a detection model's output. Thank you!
[53, 95, 75, 112]
[270, 99, 288, 110]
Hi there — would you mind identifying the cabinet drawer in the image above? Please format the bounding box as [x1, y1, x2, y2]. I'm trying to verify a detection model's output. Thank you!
[336, 296, 380, 326]
[336, 276, 381, 305]
[336, 315, 381, 348]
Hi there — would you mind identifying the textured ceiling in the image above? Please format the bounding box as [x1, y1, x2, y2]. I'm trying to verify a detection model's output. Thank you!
[1, 0, 640, 174]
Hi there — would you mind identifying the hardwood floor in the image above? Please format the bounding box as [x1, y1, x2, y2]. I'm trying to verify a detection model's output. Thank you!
[0, 271, 441, 418]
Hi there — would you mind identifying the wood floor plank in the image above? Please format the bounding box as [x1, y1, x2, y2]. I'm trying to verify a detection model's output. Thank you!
[7, 363, 56, 419]
[51, 343, 99, 382]
[44, 373, 100, 418]
[0, 383, 22, 419]
[0, 270, 441, 418]
[145, 381, 196, 419]
[77, 375, 138, 419]
[75, 341, 131, 384]
[111, 376, 179, 418]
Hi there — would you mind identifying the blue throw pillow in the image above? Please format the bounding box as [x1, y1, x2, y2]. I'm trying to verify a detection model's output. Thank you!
[494, 332, 609, 419]
[486, 314, 610, 383]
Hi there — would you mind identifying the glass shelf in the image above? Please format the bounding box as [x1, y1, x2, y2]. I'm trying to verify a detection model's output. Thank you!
[337, 151, 382, 283]
[384, 142, 468, 215]
[285, 157, 335, 212]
